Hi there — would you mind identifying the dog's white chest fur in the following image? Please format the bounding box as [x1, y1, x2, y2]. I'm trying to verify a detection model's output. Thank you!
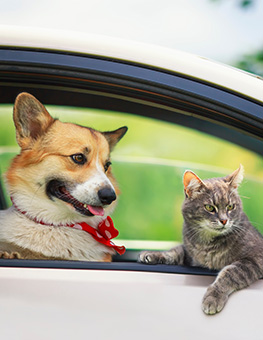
[0, 208, 115, 261]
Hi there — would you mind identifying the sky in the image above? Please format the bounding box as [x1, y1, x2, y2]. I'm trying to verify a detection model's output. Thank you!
[0, 0, 263, 66]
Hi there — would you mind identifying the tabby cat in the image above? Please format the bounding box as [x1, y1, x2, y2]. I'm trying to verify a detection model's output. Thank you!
[139, 165, 263, 315]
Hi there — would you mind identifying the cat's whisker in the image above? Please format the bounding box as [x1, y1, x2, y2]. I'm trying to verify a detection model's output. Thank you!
[239, 195, 250, 200]
[248, 221, 263, 228]
[184, 226, 203, 242]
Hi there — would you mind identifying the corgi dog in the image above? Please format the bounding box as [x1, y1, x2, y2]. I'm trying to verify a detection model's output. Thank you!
[0, 93, 127, 261]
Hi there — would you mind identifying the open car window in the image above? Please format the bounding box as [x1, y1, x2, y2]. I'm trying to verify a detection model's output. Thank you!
[0, 43, 262, 271]
[0, 104, 262, 261]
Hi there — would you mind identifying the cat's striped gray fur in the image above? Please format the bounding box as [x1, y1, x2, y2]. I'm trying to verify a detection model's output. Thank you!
[139, 165, 263, 314]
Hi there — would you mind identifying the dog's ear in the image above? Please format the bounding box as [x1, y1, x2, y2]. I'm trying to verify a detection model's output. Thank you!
[13, 92, 55, 148]
[103, 126, 128, 151]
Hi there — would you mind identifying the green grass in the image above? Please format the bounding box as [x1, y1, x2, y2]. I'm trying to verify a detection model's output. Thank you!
[0, 104, 262, 244]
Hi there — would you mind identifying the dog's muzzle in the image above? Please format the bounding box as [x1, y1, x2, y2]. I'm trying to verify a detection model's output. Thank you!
[46, 179, 117, 217]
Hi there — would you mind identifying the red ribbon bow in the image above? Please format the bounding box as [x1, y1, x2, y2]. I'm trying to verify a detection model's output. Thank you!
[71, 217, 126, 255]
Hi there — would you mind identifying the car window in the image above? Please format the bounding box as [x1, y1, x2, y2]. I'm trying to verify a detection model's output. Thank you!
[0, 104, 262, 251]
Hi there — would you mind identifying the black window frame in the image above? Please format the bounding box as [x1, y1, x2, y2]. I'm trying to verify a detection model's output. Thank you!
[0, 47, 262, 275]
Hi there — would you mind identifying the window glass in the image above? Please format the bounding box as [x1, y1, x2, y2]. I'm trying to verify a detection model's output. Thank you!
[0, 105, 262, 249]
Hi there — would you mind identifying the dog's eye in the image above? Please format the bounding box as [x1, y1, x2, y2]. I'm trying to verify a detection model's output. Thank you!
[104, 161, 112, 172]
[71, 153, 86, 165]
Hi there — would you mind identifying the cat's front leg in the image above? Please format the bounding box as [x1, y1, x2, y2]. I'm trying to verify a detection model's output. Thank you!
[202, 283, 229, 315]
[139, 244, 185, 265]
[202, 259, 262, 315]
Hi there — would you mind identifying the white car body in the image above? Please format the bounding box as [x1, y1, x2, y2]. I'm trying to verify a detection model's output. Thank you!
[1, 267, 263, 340]
[0, 26, 262, 340]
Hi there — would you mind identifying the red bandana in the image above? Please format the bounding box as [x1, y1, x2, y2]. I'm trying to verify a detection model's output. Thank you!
[11, 198, 125, 255]
[70, 217, 126, 255]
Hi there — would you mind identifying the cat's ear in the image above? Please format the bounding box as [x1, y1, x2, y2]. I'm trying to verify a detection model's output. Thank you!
[183, 170, 206, 198]
[224, 164, 244, 189]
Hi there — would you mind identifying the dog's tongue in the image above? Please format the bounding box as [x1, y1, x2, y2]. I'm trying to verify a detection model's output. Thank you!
[88, 205, 104, 216]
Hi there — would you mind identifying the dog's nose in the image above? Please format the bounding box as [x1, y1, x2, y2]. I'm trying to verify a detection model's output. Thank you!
[98, 187, 116, 205]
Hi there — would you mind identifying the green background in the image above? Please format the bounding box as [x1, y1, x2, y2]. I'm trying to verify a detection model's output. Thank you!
[0, 105, 262, 248]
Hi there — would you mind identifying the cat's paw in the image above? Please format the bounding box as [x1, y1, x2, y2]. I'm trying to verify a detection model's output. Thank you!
[202, 285, 228, 315]
[138, 251, 161, 264]
[0, 251, 21, 259]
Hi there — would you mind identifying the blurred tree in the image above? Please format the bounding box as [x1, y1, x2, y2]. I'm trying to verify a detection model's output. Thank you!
[210, 0, 263, 76]
[210, 0, 255, 8]
[240, 0, 254, 7]
[235, 50, 263, 76]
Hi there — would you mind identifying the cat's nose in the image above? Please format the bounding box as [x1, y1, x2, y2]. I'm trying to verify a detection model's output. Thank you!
[220, 219, 228, 225]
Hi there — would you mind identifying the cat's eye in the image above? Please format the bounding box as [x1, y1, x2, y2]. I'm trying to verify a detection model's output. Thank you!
[104, 161, 112, 172]
[227, 204, 235, 211]
[204, 204, 215, 212]
[70, 153, 87, 165]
